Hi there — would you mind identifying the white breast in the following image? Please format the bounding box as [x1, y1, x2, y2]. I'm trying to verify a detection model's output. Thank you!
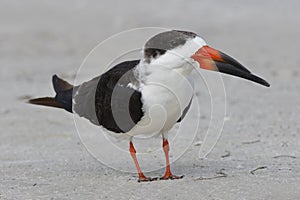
[127, 62, 195, 137]
[125, 36, 205, 137]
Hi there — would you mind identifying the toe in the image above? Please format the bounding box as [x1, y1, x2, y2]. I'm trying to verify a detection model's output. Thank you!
[160, 174, 184, 180]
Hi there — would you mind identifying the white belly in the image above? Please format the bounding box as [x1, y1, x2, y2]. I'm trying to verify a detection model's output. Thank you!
[128, 67, 194, 137]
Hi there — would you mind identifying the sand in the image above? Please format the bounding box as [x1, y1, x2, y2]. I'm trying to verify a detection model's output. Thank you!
[0, 0, 299, 199]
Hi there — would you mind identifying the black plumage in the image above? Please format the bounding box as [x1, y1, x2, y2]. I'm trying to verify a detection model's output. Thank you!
[94, 60, 143, 133]
[30, 59, 192, 133]
[144, 30, 197, 63]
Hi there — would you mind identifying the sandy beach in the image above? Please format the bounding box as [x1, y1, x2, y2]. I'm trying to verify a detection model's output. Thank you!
[0, 0, 299, 199]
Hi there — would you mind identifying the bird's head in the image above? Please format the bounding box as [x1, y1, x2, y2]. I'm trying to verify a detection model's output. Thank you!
[142, 30, 270, 87]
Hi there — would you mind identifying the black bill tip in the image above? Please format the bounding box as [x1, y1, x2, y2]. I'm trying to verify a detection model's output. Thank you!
[249, 73, 270, 87]
[215, 61, 270, 87]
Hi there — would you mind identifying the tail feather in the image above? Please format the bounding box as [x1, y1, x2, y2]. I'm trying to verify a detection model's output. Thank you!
[52, 74, 73, 93]
[28, 97, 64, 109]
[28, 75, 74, 112]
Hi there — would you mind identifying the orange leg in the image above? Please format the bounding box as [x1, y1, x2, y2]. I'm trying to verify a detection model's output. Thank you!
[160, 139, 184, 180]
[129, 141, 157, 182]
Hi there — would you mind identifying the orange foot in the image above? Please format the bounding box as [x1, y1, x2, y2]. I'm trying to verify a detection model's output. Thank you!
[160, 174, 184, 180]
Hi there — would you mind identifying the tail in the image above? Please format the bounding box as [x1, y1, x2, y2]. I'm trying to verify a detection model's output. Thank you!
[28, 75, 74, 112]
[28, 97, 65, 109]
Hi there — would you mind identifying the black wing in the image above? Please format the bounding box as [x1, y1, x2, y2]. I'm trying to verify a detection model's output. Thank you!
[176, 98, 192, 123]
[73, 60, 143, 133]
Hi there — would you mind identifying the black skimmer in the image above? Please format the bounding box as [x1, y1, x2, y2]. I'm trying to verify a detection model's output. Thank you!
[28, 30, 270, 182]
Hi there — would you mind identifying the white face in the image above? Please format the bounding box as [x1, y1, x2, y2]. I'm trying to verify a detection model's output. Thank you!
[146, 36, 207, 69]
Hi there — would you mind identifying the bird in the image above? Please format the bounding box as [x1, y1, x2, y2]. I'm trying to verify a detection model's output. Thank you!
[28, 30, 270, 182]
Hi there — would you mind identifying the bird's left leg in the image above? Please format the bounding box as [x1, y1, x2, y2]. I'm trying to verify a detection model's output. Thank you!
[160, 138, 184, 180]
[129, 140, 157, 182]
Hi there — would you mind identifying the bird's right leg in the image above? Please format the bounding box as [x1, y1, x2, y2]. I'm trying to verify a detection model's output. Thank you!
[129, 140, 157, 182]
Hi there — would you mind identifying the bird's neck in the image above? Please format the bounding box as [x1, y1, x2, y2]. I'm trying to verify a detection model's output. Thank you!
[135, 60, 195, 89]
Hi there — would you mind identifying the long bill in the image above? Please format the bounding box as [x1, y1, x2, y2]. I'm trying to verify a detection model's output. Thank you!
[191, 46, 270, 87]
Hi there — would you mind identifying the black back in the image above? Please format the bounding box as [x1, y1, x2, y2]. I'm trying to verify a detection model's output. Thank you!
[94, 60, 143, 133]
